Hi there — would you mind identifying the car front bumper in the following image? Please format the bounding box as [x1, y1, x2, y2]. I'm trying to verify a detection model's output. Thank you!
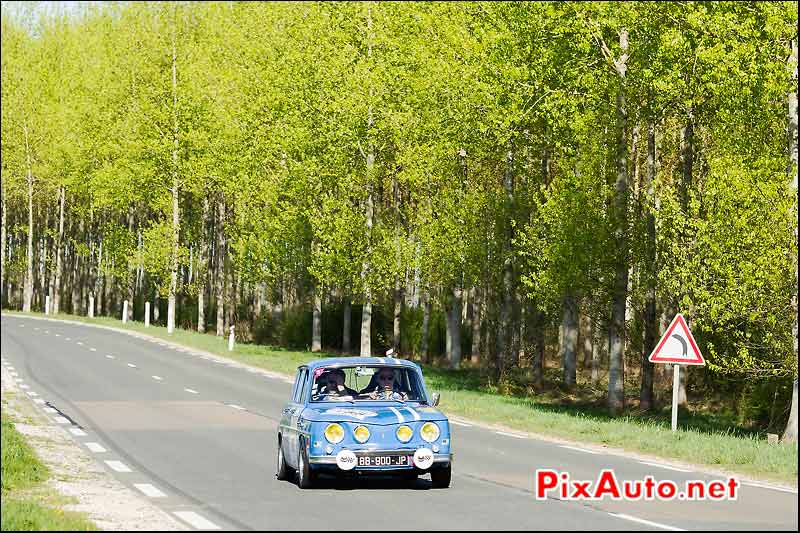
[309, 449, 452, 469]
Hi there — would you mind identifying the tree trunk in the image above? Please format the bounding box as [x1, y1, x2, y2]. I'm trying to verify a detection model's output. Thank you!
[198, 195, 209, 333]
[311, 282, 322, 352]
[215, 194, 226, 336]
[471, 286, 482, 364]
[561, 292, 578, 388]
[393, 276, 402, 353]
[640, 114, 657, 411]
[0, 176, 5, 306]
[449, 285, 462, 368]
[608, 28, 629, 416]
[126, 210, 135, 321]
[22, 121, 34, 313]
[167, 22, 180, 335]
[783, 39, 799, 443]
[420, 290, 431, 364]
[360, 3, 375, 358]
[531, 306, 545, 389]
[497, 150, 516, 376]
[71, 217, 83, 314]
[342, 295, 351, 353]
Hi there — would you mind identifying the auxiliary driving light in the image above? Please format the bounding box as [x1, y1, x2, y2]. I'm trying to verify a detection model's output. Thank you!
[324, 423, 345, 444]
[420, 422, 440, 443]
[396, 425, 413, 443]
[353, 425, 370, 443]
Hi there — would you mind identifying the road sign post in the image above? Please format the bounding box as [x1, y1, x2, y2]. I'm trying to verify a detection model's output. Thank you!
[648, 313, 705, 432]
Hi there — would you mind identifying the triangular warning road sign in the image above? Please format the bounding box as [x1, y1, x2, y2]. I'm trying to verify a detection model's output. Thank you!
[649, 313, 705, 366]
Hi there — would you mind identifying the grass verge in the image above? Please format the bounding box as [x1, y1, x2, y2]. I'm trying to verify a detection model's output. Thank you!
[1, 409, 96, 531]
[5, 310, 797, 485]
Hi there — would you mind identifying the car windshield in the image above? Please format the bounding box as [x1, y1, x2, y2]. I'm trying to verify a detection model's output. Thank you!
[309, 365, 426, 403]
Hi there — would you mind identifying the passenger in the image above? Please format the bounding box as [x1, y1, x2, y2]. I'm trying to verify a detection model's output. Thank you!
[319, 368, 358, 397]
[361, 368, 408, 400]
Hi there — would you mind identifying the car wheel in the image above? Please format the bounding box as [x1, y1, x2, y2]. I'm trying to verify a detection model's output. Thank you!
[296, 439, 315, 489]
[276, 437, 291, 481]
[430, 464, 451, 489]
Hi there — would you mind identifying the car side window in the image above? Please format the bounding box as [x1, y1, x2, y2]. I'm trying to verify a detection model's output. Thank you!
[292, 369, 307, 403]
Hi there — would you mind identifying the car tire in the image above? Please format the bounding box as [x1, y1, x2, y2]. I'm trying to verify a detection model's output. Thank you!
[296, 439, 315, 489]
[430, 464, 451, 489]
[276, 437, 291, 481]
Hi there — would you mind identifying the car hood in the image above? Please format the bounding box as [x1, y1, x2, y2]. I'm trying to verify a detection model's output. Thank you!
[301, 403, 447, 425]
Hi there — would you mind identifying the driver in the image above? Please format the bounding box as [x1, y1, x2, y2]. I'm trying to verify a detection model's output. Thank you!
[319, 368, 359, 397]
[361, 368, 408, 400]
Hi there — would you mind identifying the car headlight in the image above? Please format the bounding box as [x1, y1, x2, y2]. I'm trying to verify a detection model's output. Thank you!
[353, 425, 370, 443]
[396, 425, 413, 443]
[324, 423, 345, 444]
[420, 422, 440, 443]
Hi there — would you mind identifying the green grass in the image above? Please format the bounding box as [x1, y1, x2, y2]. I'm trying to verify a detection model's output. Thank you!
[7, 310, 798, 485]
[1, 411, 96, 531]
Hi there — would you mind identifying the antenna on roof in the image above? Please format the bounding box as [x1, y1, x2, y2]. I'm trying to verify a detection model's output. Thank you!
[385, 348, 395, 358]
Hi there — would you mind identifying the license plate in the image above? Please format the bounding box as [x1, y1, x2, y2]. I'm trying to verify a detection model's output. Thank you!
[356, 455, 410, 467]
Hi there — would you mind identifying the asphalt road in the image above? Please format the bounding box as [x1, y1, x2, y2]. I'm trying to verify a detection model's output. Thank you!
[1, 314, 797, 531]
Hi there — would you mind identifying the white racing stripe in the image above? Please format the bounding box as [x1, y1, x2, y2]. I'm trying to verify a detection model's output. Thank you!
[134, 483, 167, 498]
[608, 513, 685, 531]
[639, 461, 692, 473]
[560, 445, 600, 455]
[404, 407, 421, 421]
[85, 442, 107, 453]
[173, 511, 220, 530]
[104, 460, 132, 473]
[389, 407, 405, 423]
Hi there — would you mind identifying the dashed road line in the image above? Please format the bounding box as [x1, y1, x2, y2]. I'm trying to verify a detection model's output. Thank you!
[104, 460, 132, 473]
[90, 347, 97, 352]
[106, 355, 115, 359]
[43, 407, 58, 414]
[742, 481, 798, 494]
[20, 384, 30, 389]
[134, 483, 167, 498]
[53, 416, 71, 424]
[33, 398, 46, 405]
[608, 513, 685, 531]
[184, 388, 199, 394]
[152, 375, 163, 381]
[85, 442, 107, 453]
[27, 391, 39, 397]
[173, 511, 221, 530]
[77, 341, 84, 345]
[227, 404, 246, 411]
[69, 427, 87, 436]
[127, 363, 138, 368]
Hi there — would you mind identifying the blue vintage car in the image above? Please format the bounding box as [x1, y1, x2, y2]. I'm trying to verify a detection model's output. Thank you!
[276, 357, 452, 489]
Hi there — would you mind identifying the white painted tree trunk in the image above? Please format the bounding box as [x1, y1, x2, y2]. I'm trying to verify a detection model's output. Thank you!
[783, 38, 798, 443]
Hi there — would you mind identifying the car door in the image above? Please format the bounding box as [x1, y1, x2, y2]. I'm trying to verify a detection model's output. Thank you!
[285, 367, 309, 467]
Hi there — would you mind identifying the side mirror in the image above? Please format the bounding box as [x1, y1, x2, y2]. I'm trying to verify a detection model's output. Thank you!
[431, 392, 440, 407]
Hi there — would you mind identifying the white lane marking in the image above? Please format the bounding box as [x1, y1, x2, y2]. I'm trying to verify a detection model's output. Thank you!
[127, 363, 137, 368]
[281, 378, 294, 384]
[389, 407, 405, 424]
[33, 398, 47, 405]
[34, 327, 40, 331]
[18, 324, 24, 327]
[69, 427, 87, 436]
[742, 481, 798, 494]
[77, 341, 84, 345]
[560, 445, 600, 455]
[134, 483, 167, 498]
[639, 461, 692, 473]
[90, 347, 97, 352]
[608, 513, 686, 531]
[104, 460, 132, 473]
[11, 371, 18, 376]
[43, 407, 58, 414]
[29, 393, 42, 399]
[65, 337, 71, 341]
[20, 384, 30, 389]
[54, 416, 71, 424]
[85, 442, 107, 453]
[404, 407, 421, 421]
[496, 431, 527, 439]
[45, 330, 49, 334]
[152, 375, 163, 381]
[227, 404, 246, 411]
[173, 511, 220, 530]
[55, 333, 61, 337]
[14, 377, 23, 382]
[106, 355, 115, 359]
[184, 388, 199, 394]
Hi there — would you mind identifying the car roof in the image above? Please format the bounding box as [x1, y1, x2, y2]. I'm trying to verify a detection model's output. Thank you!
[300, 357, 421, 373]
